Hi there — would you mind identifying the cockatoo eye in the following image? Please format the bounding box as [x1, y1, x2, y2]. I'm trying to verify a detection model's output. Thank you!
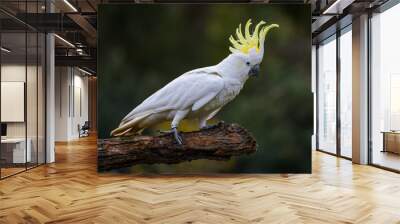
[246, 62, 250, 66]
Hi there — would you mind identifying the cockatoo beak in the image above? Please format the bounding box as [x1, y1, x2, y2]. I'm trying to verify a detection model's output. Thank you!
[249, 64, 260, 77]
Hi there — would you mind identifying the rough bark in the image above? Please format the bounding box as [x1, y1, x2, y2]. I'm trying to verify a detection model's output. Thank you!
[98, 122, 257, 171]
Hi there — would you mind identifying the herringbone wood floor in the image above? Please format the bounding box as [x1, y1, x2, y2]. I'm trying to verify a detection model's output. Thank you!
[1, 135, 400, 224]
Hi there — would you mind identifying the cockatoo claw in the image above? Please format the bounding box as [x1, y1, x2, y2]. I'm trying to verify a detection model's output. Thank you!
[158, 128, 183, 144]
[200, 124, 218, 130]
[172, 127, 183, 145]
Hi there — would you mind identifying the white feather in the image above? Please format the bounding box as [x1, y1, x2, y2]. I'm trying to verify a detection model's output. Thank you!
[111, 67, 224, 136]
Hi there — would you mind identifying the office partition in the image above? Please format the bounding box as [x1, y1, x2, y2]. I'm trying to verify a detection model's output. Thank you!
[0, 1, 47, 179]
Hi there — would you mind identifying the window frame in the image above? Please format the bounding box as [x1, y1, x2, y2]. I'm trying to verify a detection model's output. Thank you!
[315, 23, 353, 161]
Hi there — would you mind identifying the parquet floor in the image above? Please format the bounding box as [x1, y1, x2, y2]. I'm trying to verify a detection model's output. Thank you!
[0, 135, 400, 224]
[1, 167, 26, 178]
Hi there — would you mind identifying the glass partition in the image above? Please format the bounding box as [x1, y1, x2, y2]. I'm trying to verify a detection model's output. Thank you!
[0, 2, 46, 179]
[317, 35, 337, 154]
[1, 31, 28, 177]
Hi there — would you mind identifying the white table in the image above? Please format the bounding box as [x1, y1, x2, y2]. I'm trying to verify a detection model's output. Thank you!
[1, 138, 31, 163]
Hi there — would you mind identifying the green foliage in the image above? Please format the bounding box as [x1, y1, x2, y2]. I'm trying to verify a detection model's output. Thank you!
[98, 4, 312, 173]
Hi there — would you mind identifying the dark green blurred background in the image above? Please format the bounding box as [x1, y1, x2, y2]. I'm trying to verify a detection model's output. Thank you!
[98, 4, 312, 173]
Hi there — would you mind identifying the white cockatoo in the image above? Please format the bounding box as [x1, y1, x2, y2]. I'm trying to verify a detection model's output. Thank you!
[111, 19, 278, 144]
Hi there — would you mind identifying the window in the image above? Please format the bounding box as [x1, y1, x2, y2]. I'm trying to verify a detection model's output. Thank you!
[317, 35, 337, 154]
[371, 3, 400, 171]
[339, 27, 352, 158]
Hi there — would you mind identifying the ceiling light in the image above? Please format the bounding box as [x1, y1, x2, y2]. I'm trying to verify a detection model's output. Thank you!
[322, 0, 355, 15]
[322, 0, 340, 14]
[54, 34, 75, 48]
[1, 47, 11, 53]
[76, 48, 86, 55]
[63, 0, 78, 12]
[323, 0, 341, 14]
[78, 67, 93, 76]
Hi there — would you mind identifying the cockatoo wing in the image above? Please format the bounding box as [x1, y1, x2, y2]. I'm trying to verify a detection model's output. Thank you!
[113, 67, 224, 136]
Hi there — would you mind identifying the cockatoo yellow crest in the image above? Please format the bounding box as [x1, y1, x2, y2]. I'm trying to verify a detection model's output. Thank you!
[229, 19, 279, 54]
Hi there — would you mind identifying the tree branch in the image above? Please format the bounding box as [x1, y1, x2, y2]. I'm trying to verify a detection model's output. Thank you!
[98, 122, 257, 171]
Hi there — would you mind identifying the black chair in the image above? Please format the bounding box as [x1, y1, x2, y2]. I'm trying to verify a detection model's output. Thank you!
[78, 121, 90, 138]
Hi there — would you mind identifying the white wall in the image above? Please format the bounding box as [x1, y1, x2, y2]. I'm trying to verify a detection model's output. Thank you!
[1, 65, 38, 137]
[1, 65, 26, 138]
[55, 67, 89, 141]
[71, 72, 89, 138]
[55, 67, 69, 141]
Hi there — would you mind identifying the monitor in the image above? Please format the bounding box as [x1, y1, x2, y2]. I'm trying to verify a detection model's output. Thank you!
[1, 123, 7, 137]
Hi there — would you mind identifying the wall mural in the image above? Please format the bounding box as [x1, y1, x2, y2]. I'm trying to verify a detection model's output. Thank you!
[98, 4, 312, 173]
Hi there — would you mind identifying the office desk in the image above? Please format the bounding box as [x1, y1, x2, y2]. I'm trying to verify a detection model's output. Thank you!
[1, 138, 31, 163]
[382, 131, 400, 154]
